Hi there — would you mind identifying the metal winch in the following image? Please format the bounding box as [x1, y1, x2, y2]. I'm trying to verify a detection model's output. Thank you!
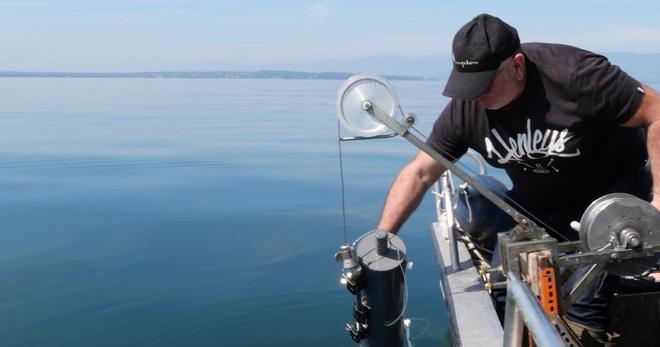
[576, 193, 660, 276]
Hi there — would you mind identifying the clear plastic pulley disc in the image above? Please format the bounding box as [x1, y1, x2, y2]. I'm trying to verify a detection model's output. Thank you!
[336, 73, 400, 137]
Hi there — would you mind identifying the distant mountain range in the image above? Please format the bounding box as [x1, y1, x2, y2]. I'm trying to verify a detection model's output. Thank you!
[1, 52, 659, 82]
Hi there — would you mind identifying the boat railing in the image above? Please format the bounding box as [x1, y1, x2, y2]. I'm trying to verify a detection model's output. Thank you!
[503, 272, 565, 347]
[433, 150, 568, 347]
[433, 149, 488, 271]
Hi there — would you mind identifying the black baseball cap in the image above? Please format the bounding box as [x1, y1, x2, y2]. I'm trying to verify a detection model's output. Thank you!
[443, 14, 520, 99]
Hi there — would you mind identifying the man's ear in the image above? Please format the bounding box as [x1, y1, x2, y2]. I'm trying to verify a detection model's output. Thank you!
[512, 53, 526, 80]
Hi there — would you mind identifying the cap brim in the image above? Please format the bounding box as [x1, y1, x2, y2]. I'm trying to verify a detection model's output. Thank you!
[442, 68, 498, 100]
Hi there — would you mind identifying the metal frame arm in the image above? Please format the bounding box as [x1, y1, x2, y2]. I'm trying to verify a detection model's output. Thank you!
[364, 102, 544, 235]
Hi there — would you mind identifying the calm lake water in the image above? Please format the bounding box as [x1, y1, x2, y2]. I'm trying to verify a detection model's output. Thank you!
[0, 78, 457, 346]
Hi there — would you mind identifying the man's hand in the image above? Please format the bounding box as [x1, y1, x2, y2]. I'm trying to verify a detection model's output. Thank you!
[651, 193, 660, 211]
[650, 272, 660, 282]
[653, 193, 660, 212]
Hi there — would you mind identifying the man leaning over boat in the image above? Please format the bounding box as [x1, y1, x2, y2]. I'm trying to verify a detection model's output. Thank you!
[376, 14, 660, 347]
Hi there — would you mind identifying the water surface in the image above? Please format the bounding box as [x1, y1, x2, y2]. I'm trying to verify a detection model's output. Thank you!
[0, 78, 453, 346]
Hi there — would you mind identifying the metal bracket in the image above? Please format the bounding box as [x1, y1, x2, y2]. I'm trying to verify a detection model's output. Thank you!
[338, 111, 416, 141]
[498, 232, 558, 275]
[557, 244, 660, 268]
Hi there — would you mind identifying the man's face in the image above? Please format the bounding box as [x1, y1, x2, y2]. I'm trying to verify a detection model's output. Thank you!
[475, 56, 524, 110]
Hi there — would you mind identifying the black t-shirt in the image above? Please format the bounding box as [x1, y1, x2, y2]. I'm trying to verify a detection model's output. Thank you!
[428, 43, 647, 212]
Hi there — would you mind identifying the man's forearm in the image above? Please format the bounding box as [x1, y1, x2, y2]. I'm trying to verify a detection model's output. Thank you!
[624, 85, 660, 210]
[377, 164, 438, 233]
[648, 120, 660, 210]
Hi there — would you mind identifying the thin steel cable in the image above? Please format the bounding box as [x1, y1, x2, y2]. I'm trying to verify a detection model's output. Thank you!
[385, 243, 408, 327]
[408, 317, 431, 341]
[410, 125, 568, 241]
[336, 120, 348, 244]
[352, 229, 374, 248]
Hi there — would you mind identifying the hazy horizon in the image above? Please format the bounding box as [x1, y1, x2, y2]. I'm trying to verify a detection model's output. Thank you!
[3, 51, 660, 83]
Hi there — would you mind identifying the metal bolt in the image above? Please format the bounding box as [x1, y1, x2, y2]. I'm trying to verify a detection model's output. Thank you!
[620, 228, 642, 249]
[570, 221, 581, 232]
[628, 236, 641, 248]
[362, 101, 372, 110]
[404, 112, 416, 126]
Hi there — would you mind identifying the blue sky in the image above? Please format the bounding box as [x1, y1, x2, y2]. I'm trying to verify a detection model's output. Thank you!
[1, 0, 659, 71]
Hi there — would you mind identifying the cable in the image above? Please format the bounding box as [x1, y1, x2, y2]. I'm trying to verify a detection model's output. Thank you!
[408, 318, 431, 341]
[385, 262, 408, 327]
[351, 229, 375, 248]
[336, 120, 348, 244]
[385, 244, 408, 327]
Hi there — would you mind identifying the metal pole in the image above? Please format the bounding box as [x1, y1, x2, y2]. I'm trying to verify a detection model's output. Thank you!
[503, 292, 524, 347]
[442, 173, 460, 271]
[506, 272, 564, 347]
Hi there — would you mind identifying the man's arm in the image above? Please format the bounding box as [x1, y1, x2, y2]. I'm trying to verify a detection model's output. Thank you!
[622, 84, 660, 211]
[377, 150, 447, 233]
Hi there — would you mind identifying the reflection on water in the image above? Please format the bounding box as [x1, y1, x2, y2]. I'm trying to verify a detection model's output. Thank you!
[0, 78, 452, 346]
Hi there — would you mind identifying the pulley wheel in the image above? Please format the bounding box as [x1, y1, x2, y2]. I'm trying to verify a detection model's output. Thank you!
[336, 73, 400, 137]
[579, 193, 660, 275]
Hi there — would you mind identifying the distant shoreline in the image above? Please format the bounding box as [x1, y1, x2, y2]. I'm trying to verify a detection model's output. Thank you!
[4, 70, 656, 84]
[0, 70, 436, 81]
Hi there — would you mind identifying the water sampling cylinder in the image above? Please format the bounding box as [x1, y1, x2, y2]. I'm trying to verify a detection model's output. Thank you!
[338, 230, 407, 347]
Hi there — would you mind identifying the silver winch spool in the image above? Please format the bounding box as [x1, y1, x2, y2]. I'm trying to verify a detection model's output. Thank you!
[336, 73, 402, 138]
[578, 193, 660, 275]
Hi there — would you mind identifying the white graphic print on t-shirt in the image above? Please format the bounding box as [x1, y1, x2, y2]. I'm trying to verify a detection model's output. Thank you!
[484, 119, 581, 173]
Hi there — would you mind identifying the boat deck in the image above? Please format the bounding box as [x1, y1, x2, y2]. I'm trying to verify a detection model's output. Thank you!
[431, 220, 503, 347]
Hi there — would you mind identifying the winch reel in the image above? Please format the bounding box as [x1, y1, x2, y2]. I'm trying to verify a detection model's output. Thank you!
[577, 193, 660, 275]
[336, 73, 416, 140]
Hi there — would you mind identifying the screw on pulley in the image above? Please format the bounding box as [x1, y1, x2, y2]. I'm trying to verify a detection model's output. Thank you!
[403, 112, 416, 127]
